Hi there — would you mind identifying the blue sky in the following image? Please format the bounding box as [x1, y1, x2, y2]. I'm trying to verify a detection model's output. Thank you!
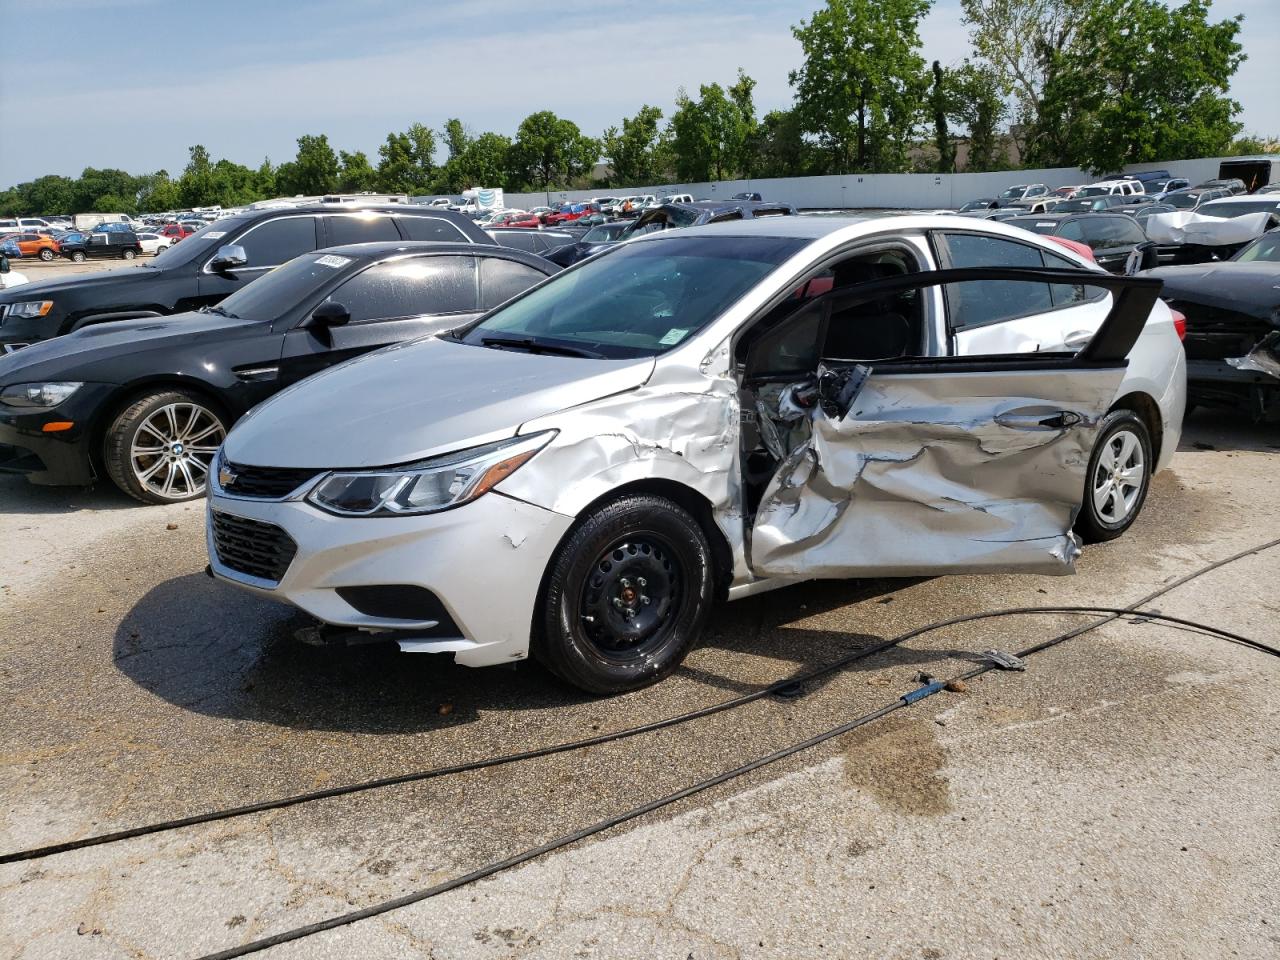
[0, 0, 1274, 186]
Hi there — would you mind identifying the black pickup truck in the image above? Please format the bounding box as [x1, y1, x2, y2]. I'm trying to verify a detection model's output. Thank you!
[0, 205, 491, 350]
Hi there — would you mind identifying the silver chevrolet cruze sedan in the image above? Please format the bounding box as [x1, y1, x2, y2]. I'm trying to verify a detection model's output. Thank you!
[207, 216, 1185, 693]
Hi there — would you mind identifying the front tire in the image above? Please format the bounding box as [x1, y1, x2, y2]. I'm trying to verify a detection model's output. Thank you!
[70, 250, 87, 263]
[104, 390, 228, 504]
[121, 248, 136, 260]
[1075, 409, 1152, 543]
[536, 494, 714, 694]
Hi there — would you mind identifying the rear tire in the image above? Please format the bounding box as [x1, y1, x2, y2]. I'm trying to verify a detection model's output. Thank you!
[38, 248, 55, 261]
[1075, 409, 1152, 543]
[536, 495, 714, 694]
[104, 390, 228, 504]
[121, 248, 136, 260]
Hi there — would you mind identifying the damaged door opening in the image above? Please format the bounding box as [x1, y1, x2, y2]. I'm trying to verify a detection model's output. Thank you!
[737, 267, 1161, 581]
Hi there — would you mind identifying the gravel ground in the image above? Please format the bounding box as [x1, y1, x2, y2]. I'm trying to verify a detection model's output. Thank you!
[1, 410, 1278, 960]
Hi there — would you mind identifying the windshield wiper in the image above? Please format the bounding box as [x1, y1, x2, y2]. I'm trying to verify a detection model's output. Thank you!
[480, 336, 604, 359]
[207, 305, 238, 319]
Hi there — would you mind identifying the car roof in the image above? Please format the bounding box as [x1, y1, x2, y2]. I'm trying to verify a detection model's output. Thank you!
[1196, 194, 1280, 205]
[305, 240, 555, 268]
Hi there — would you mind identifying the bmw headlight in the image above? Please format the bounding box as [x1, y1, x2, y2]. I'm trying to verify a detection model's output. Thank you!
[306, 431, 555, 517]
[0, 381, 84, 408]
[5, 301, 54, 319]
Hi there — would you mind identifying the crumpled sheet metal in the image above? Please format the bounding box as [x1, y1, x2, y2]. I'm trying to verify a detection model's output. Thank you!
[750, 370, 1119, 580]
[1227, 330, 1280, 379]
[1144, 211, 1273, 247]
[499, 336, 751, 576]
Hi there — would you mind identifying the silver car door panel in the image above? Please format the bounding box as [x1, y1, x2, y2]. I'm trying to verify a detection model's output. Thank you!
[748, 363, 1125, 578]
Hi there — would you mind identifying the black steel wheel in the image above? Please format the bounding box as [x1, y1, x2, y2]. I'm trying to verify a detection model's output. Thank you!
[537, 494, 714, 694]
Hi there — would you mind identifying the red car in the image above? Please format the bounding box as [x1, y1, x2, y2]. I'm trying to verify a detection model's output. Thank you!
[159, 222, 198, 243]
[543, 202, 602, 226]
[505, 212, 548, 228]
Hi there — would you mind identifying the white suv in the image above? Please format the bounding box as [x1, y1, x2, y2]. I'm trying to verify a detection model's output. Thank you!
[1078, 180, 1145, 198]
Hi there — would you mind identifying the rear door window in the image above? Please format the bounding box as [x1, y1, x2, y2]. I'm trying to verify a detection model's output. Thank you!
[478, 257, 547, 309]
[939, 232, 1054, 328]
[398, 215, 469, 242]
[324, 214, 401, 246]
[235, 216, 320, 267]
[332, 255, 477, 323]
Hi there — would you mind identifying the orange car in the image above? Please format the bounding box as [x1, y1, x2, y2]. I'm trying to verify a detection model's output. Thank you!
[5, 232, 60, 261]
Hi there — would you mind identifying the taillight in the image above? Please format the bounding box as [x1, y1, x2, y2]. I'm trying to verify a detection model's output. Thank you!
[1170, 308, 1187, 341]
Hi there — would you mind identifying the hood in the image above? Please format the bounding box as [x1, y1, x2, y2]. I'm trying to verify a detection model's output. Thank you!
[0, 263, 156, 303]
[1145, 262, 1280, 320]
[0, 311, 259, 383]
[224, 336, 656, 468]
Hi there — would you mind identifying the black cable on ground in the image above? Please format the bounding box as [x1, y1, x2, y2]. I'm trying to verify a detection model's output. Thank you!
[192, 602, 1279, 960]
[4, 533, 1279, 869]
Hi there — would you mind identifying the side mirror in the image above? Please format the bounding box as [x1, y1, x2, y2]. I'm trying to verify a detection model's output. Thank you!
[209, 243, 247, 271]
[308, 301, 351, 328]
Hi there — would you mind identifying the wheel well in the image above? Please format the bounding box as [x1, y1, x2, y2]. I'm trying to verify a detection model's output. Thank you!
[1110, 391, 1163, 463]
[88, 381, 230, 473]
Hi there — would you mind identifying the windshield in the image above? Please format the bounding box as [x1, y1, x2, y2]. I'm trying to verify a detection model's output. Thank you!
[959, 200, 992, 212]
[1053, 198, 1097, 213]
[457, 235, 804, 359]
[1165, 191, 1202, 209]
[998, 186, 1026, 199]
[147, 215, 251, 268]
[1197, 199, 1280, 220]
[213, 251, 355, 323]
[1077, 187, 1109, 197]
[1233, 232, 1280, 263]
[584, 223, 626, 242]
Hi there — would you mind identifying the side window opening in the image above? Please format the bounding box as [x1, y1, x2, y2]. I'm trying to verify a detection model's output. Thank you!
[331, 256, 477, 323]
[940, 232, 1053, 328]
[235, 216, 319, 267]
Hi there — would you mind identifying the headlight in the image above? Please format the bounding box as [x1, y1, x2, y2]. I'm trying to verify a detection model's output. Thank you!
[0, 381, 84, 408]
[5, 301, 54, 319]
[306, 431, 555, 517]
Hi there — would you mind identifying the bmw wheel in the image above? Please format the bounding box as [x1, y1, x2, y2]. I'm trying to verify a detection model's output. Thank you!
[104, 390, 228, 504]
[537, 494, 714, 694]
[1075, 409, 1152, 543]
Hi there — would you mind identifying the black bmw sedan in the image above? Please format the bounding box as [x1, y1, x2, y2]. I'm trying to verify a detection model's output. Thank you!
[0, 242, 558, 503]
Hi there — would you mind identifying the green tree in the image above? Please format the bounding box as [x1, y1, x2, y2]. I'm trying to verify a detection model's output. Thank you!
[441, 118, 471, 161]
[276, 134, 340, 195]
[136, 171, 182, 212]
[601, 105, 664, 185]
[728, 70, 759, 177]
[960, 0, 1088, 155]
[448, 132, 514, 191]
[670, 81, 750, 182]
[1031, 0, 1244, 171]
[949, 61, 1008, 171]
[375, 122, 436, 194]
[508, 111, 598, 189]
[1227, 134, 1279, 156]
[73, 167, 143, 212]
[177, 145, 216, 206]
[337, 150, 378, 191]
[92, 192, 137, 215]
[790, 0, 933, 174]
[748, 109, 813, 178]
[930, 61, 955, 173]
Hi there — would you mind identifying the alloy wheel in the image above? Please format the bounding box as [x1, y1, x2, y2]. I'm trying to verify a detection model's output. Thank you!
[129, 402, 225, 500]
[1091, 428, 1145, 524]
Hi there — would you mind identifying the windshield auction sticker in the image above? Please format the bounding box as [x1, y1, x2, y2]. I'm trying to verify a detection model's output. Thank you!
[315, 254, 352, 268]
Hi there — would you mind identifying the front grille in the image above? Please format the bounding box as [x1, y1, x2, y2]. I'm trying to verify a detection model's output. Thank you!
[221, 461, 319, 498]
[211, 511, 298, 583]
[1168, 300, 1272, 361]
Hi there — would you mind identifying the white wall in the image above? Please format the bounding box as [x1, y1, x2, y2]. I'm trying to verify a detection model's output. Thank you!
[503, 156, 1244, 211]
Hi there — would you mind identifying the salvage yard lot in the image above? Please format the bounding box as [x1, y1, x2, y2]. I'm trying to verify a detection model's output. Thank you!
[2, 411, 1278, 960]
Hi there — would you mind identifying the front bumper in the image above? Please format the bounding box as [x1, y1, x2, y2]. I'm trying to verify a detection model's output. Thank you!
[206, 490, 575, 667]
[0, 384, 116, 485]
[0, 304, 66, 347]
